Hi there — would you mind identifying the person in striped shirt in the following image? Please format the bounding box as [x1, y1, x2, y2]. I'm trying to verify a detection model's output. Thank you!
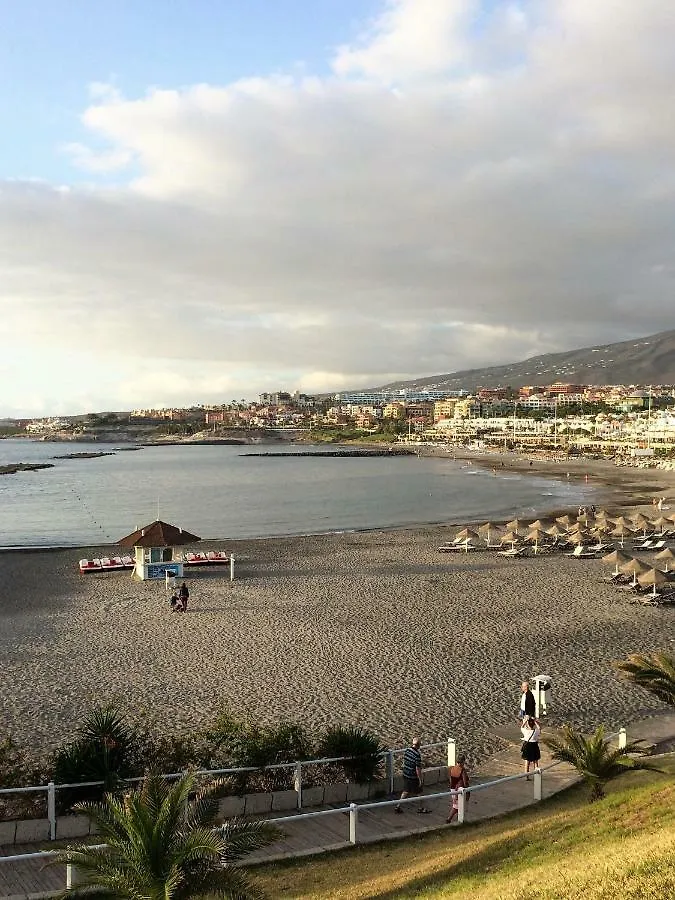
[394, 736, 430, 814]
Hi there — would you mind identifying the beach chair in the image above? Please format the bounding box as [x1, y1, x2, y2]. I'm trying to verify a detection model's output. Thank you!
[565, 545, 598, 559]
[438, 542, 477, 552]
[650, 540, 667, 551]
[497, 547, 526, 557]
[632, 540, 655, 551]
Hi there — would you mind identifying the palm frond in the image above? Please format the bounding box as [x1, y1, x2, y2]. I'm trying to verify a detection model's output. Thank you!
[219, 818, 282, 862]
[615, 652, 675, 706]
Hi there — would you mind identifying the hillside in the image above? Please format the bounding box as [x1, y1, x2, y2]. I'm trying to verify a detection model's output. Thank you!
[378, 329, 675, 393]
[254, 755, 675, 899]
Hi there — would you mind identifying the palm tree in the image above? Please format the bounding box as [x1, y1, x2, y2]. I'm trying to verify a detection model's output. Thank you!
[544, 724, 654, 801]
[614, 652, 675, 706]
[52, 770, 279, 899]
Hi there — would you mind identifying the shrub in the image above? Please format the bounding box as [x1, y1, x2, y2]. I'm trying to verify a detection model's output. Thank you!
[318, 726, 386, 784]
[0, 734, 45, 819]
[205, 708, 314, 791]
[51, 704, 138, 811]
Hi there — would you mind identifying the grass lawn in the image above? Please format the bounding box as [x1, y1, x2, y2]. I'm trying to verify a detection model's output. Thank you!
[253, 755, 675, 899]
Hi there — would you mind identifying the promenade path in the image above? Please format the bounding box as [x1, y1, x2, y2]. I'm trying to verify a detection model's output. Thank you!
[1, 712, 673, 898]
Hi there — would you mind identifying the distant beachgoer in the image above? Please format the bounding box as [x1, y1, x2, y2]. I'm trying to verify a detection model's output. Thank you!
[519, 681, 536, 721]
[446, 754, 470, 824]
[179, 581, 189, 612]
[170, 592, 180, 612]
[658, 497, 666, 511]
[520, 716, 541, 778]
[395, 737, 430, 814]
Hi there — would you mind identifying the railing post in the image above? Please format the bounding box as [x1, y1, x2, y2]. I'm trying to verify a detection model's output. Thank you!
[66, 863, 82, 889]
[457, 787, 465, 824]
[386, 751, 394, 794]
[533, 768, 542, 801]
[618, 727, 627, 749]
[447, 737, 456, 767]
[294, 762, 303, 809]
[230, 554, 235, 582]
[47, 782, 56, 841]
[349, 802, 358, 844]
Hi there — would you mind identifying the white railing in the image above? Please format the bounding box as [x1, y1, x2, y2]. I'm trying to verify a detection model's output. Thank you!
[0, 737, 457, 841]
[0, 726, 630, 894]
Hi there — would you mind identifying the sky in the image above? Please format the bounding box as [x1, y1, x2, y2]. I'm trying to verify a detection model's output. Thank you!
[1, 0, 674, 416]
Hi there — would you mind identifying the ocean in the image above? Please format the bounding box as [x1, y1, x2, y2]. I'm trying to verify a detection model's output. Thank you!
[0, 440, 595, 548]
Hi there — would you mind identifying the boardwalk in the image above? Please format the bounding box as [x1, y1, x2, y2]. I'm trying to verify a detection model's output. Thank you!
[1, 713, 673, 898]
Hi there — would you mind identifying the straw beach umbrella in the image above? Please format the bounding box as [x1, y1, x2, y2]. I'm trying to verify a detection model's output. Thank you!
[654, 548, 675, 572]
[652, 516, 671, 535]
[478, 522, 503, 548]
[556, 514, 576, 528]
[611, 523, 635, 548]
[528, 519, 550, 531]
[505, 518, 524, 534]
[619, 558, 650, 587]
[632, 513, 652, 538]
[612, 515, 633, 528]
[568, 530, 592, 545]
[546, 524, 567, 538]
[637, 567, 670, 599]
[602, 549, 632, 576]
[525, 528, 547, 553]
[454, 527, 481, 543]
[500, 530, 521, 549]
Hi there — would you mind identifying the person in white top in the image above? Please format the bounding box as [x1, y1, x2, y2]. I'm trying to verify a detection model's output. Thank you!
[520, 716, 541, 779]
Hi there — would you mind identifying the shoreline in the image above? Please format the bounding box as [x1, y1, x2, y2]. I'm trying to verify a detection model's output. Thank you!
[2, 447, 673, 552]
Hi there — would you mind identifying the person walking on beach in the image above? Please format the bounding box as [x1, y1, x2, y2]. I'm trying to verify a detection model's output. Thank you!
[519, 681, 536, 721]
[446, 755, 470, 824]
[520, 716, 541, 778]
[179, 581, 189, 612]
[395, 737, 430, 814]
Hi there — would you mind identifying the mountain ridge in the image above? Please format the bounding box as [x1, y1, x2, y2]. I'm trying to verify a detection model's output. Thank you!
[374, 328, 675, 393]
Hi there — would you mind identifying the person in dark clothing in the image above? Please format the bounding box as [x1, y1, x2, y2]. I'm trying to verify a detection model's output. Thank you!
[395, 737, 430, 814]
[519, 680, 536, 720]
[179, 581, 189, 612]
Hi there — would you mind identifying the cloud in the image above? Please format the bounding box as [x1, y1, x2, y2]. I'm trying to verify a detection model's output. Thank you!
[1, 0, 675, 413]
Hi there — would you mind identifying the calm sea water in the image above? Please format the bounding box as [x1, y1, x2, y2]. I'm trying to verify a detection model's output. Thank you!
[0, 440, 595, 548]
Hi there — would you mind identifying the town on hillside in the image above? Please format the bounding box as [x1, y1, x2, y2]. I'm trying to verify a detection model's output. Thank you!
[4, 382, 675, 460]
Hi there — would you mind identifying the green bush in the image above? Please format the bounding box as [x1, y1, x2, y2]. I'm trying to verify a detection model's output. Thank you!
[51, 705, 138, 811]
[318, 726, 386, 784]
[205, 708, 314, 791]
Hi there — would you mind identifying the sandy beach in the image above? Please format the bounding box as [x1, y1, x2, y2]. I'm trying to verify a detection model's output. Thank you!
[1, 502, 674, 767]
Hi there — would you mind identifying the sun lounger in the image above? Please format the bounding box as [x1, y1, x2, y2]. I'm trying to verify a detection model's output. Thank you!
[438, 543, 478, 552]
[79, 558, 102, 573]
[632, 540, 655, 551]
[650, 540, 668, 551]
[497, 547, 526, 557]
[565, 545, 600, 559]
[184, 551, 209, 565]
[206, 550, 230, 563]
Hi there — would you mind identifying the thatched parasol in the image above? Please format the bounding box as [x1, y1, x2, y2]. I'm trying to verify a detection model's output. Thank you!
[479, 522, 503, 547]
[455, 527, 481, 543]
[525, 528, 548, 553]
[556, 514, 576, 528]
[546, 524, 567, 538]
[528, 519, 550, 531]
[500, 530, 521, 548]
[505, 518, 524, 533]
[652, 516, 671, 534]
[637, 567, 670, 598]
[611, 523, 635, 547]
[612, 515, 633, 528]
[654, 547, 675, 572]
[568, 530, 592, 545]
[619, 557, 650, 586]
[602, 549, 632, 576]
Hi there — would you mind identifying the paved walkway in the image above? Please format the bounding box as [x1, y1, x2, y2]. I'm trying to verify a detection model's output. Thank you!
[1, 713, 673, 897]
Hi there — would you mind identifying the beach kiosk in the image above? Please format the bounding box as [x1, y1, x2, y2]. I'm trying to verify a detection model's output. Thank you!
[118, 520, 201, 581]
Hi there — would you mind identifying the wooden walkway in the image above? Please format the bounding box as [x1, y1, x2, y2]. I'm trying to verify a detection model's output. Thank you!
[1, 712, 673, 897]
